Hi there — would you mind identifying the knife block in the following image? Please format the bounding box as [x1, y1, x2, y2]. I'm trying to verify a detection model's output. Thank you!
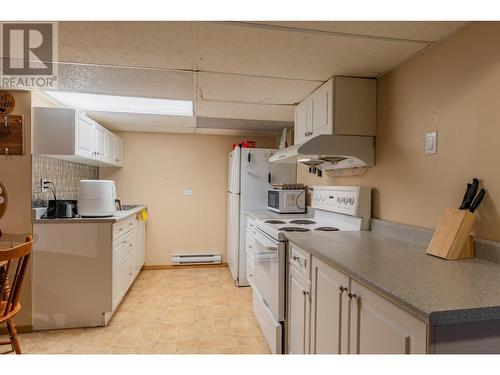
[426, 208, 475, 260]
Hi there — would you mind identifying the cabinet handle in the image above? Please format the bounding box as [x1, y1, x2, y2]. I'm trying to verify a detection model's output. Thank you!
[292, 255, 303, 266]
[347, 292, 357, 300]
[339, 285, 347, 294]
[302, 290, 310, 296]
[248, 245, 253, 249]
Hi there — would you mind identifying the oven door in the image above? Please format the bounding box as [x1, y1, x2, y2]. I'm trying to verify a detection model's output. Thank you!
[253, 228, 285, 321]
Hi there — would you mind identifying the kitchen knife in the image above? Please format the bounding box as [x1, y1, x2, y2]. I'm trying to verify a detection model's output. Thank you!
[463, 178, 480, 210]
[469, 188, 486, 213]
[459, 183, 472, 209]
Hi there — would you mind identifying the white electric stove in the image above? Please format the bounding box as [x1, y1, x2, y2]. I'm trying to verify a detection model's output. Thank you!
[250, 186, 371, 354]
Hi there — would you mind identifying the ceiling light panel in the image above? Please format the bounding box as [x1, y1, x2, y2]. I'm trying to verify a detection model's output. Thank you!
[44, 91, 193, 117]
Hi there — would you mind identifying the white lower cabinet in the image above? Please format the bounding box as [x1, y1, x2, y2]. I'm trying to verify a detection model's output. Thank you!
[287, 243, 428, 354]
[349, 280, 427, 354]
[288, 266, 311, 354]
[112, 216, 146, 311]
[310, 257, 350, 354]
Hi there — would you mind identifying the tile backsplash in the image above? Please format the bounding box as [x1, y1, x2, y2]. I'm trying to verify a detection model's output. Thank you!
[32, 155, 99, 207]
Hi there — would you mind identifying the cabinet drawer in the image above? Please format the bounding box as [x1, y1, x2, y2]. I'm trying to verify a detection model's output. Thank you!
[113, 216, 136, 240]
[247, 254, 255, 286]
[253, 290, 282, 354]
[247, 217, 256, 232]
[245, 229, 255, 257]
[289, 243, 311, 279]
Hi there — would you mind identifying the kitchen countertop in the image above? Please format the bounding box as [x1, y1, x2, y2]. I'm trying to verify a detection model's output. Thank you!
[245, 209, 313, 220]
[285, 230, 500, 326]
[32, 204, 147, 224]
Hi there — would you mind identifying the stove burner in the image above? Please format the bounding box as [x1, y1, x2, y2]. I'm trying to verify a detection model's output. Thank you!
[279, 227, 311, 232]
[289, 219, 316, 225]
[265, 220, 286, 224]
[315, 227, 339, 232]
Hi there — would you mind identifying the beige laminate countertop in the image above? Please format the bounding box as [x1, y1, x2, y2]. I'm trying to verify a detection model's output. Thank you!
[32, 205, 147, 224]
[285, 230, 500, 326]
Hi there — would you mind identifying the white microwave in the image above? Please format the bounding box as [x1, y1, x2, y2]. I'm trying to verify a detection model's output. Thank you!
[267, 189, 306, 213]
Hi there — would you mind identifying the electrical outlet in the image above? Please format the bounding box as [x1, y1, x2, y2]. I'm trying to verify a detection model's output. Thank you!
[425, 131, 437, 155]
[40, 178, 48, 192]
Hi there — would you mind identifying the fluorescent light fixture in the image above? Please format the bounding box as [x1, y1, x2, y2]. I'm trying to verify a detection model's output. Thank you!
[44, 91, 193, 117]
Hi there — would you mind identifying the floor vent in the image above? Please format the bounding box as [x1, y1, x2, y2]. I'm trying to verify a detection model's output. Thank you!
[171, 253, 222, 265]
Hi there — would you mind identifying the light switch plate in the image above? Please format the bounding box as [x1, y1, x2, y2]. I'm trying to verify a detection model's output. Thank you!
[183, 189, 193, 196]
[425, 131, 437, 155]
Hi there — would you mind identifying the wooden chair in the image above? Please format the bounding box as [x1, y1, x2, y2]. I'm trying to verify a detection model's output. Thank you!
[0, 231, 33, 354]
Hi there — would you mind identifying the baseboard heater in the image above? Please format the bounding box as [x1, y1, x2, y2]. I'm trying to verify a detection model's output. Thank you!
[171, 253, 222, 265]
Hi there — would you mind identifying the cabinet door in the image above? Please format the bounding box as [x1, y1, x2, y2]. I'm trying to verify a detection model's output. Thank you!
[135, 220, 146, 276]
[310, 257, 350, 354]
[94, 123, 107, 161]
[288, 266, 311, 354]
[294, 99, 311, 145]
[75, 113, 95, 159]
[114, 136, 124, 166]
[112, 239, 127, 310]
[311, 79, 333, 137]
[245, 229, 255, 285]
[106, 130, 115, 164]
[349, 280, 427, 354]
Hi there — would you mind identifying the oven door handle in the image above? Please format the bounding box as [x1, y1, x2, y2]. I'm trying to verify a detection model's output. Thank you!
[254, 237, 278, 252]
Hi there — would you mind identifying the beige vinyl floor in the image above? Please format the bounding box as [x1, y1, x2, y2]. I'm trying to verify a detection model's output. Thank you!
[1, 267, 271, 354]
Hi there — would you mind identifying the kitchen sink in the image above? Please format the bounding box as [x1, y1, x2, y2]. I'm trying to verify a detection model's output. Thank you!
[119, 204, 140, 211]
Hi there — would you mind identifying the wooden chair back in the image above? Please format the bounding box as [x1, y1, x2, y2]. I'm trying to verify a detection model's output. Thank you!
[0, 230, 33, 319]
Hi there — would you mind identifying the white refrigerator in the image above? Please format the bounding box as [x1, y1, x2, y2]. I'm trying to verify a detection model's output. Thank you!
[227, 147, 296, 286]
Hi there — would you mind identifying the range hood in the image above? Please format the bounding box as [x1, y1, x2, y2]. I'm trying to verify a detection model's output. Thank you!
[268, 134, 375, 170]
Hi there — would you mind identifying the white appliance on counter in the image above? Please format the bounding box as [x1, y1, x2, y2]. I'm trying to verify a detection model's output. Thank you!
[267, 188, 306, 213]
[78, 180, 117, 217]
[227, 146, 296, 286]
[250, 185, 371, 353]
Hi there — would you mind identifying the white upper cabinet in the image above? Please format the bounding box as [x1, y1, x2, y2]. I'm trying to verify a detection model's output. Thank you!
[293, 77, 376, 145]
[93, 122, 107, 161]
[310, 81, 332, 137]
[294, 98, 312, 145]
[33, 107, 123, 167]
[114, 136, 124, 167]
[105, 130, 116, 164]
[75, 112, 95, 159]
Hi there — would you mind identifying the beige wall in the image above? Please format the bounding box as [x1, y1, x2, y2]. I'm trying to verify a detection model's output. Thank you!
[100, 132, 276, 265]
[0, 91, 32, 328]
[298, 22, 500, 242]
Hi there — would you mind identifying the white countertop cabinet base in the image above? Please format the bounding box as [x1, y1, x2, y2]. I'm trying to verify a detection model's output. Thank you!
[33, 214, 146, 330]
[286, 242, 427, 354]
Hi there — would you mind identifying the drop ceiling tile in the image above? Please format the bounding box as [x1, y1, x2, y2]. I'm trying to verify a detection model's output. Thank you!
[57, 63, 194, 100]
[197, 23, 429, 81]
[197, 72, 321, 104]
[196, 100, 294, 122]
[197, 116, 292, 131]
[59, 21, 194, 70]
[247, 21, 468, 42]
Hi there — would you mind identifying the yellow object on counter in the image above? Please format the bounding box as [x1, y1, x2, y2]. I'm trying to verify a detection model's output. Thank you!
[138, 209, 148, 221]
